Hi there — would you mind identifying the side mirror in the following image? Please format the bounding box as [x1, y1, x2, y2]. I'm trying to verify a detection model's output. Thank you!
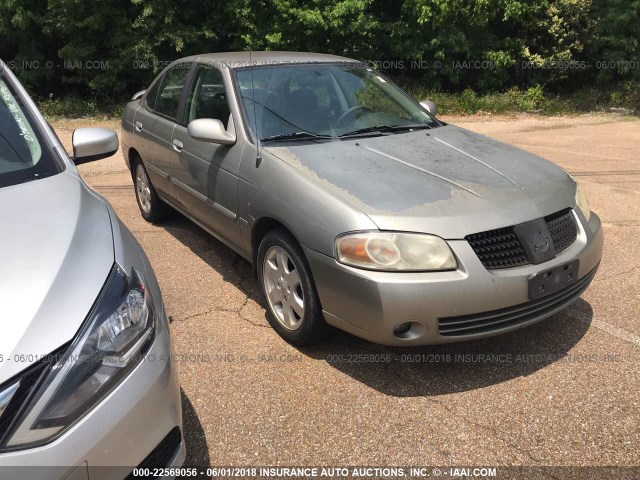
[420, 100, 437, 117]
[187, 118, 236, 145]
[72, 128, 119, 165]
[132, 89, 146, 101]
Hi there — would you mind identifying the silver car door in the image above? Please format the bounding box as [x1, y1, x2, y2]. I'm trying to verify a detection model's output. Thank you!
[138, 62, 192, 206]
[170, 63, 244, 247]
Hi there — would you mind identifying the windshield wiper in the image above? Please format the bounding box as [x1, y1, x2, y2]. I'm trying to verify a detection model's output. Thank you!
[338, 124, 432, 138]
[261, 131, 333, 142]
[260, 124, 432, 142]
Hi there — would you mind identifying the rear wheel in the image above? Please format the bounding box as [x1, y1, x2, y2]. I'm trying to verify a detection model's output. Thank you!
[133, 160, 170, 223]
[257, 229, 330, 345]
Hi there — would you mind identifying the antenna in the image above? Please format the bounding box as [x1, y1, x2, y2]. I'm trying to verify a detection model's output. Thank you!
[249, 49, 262, 167]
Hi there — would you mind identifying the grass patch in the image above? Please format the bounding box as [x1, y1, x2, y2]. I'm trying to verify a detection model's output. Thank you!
[36, 95, 124, 120]
[406, 82, 640, 116]
[34, 83, 640, 119]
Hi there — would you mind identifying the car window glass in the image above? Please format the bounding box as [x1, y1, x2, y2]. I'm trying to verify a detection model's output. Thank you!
[235, 64, 436, 139]
[0, 75, 61, 187]
[144, 76, 162, 111]
[288, 72, 336, 108]
[333, 68, 411, 121]
[153, 63, 191, 119]
[184, 66, 230, 128]
[0, 81, 41, 167]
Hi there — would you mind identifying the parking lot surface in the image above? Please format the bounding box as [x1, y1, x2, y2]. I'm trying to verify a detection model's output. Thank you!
[55, 113, 639, 470]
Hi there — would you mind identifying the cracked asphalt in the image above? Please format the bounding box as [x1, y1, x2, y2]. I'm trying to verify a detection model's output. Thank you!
[53, 113, 639, 472]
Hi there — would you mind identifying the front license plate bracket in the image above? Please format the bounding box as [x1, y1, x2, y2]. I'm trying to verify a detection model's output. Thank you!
[528, 259, 580, 300]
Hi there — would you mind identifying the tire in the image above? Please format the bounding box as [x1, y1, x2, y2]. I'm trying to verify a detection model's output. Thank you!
[257, 229, 330, 345]
[132, 159, 171, 223]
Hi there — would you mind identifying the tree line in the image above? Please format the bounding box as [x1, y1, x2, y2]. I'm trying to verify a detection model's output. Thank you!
[0, 0, 638, 100]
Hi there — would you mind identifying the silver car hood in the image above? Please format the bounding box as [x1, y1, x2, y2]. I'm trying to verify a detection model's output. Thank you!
[0, 172, 114, 384]
[265, 124, 576, 238]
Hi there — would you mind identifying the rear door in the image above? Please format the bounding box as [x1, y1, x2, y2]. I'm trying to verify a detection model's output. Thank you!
[135, 62, 192, 206]
[170, 63, 244, 248]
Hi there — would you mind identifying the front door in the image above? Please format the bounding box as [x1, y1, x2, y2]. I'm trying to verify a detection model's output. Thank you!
[171, 64, 244, 248]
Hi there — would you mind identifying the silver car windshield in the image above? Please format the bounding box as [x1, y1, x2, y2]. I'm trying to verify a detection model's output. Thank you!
[234, 63, 438, 141]
[0, 73, 60, 188]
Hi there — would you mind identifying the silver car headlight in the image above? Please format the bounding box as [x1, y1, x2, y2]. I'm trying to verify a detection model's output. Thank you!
[575, 184, 591, 222]
[4, 265, 155, 448]
[336, 231, 457, 271]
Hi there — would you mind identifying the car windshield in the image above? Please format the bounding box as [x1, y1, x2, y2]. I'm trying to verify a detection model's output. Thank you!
[234, 63, 438, 141]
[0, 72, 61, 188]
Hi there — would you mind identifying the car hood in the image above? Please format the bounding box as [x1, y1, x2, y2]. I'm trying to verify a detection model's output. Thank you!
[0, 172, 114, 384]
[264, 124, 576, 238]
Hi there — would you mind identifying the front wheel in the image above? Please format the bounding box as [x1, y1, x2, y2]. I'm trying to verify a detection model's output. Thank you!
[257, 229, 330, 345]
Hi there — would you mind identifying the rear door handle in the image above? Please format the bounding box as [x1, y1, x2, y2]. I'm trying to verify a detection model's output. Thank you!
[134, 121, 143, 132]
[172, 139, 184, 152]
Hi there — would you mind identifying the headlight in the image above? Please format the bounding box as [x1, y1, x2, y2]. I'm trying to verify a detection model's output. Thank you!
[575, 184, 591, 222]
[336, 232, 457, 271]
[4, 265, 155, 448]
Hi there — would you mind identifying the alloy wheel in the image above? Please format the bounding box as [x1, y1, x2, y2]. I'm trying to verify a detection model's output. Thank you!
[135, 164, 152, 214]
[262, 246, 305, 331]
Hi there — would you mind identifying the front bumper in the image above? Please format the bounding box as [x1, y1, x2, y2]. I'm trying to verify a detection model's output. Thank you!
[0, 307, 184, 480]
[306, 210, 603, 346]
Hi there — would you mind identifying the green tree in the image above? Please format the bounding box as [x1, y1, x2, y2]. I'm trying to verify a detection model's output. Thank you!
[0, 0, 57, 91]
[591, 0, 640, 82]
[0, 0, 638, 100]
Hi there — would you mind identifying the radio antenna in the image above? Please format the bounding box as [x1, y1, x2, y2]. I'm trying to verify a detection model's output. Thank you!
[249, 49, 262, 167]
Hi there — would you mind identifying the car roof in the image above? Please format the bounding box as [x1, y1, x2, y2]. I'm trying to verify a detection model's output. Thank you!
[180, 51, 361, 69]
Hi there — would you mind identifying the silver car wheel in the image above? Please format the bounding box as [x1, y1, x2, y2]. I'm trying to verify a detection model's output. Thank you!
[262, 246, 305, 331]
[135, 164, 152, 214]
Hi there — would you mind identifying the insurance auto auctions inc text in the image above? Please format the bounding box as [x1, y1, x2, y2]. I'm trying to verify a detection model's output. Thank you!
[254, 467, 497, 478]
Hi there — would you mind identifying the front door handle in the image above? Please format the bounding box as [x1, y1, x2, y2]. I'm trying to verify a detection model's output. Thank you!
[172, 139, 184, 152]
[134, 121, 143, 132]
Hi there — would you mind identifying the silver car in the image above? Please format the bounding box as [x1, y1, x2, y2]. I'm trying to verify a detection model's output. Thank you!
[121, 52, 603, 347]
[0, 65, 184, 478]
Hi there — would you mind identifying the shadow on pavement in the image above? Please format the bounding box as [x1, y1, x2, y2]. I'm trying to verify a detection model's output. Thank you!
[181, 388, 211, 469]
[163, 214, 594, 397]
[161, 214, 262, 303]
[298, 299, 593, 397]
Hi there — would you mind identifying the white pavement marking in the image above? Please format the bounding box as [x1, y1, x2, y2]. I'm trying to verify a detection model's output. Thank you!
[580, 316, 640, 348]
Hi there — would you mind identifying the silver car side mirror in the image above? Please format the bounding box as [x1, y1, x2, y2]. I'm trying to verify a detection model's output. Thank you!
[420, 100, 437, 117]
[187, 118, 236, 145]
[132, 90, 146, 101]
[72, 128, 119, 165]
